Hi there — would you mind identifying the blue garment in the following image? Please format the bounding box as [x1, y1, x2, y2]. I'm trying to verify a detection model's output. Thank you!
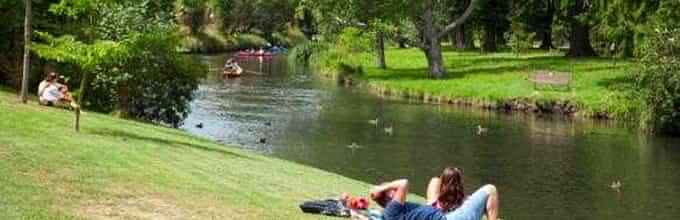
[383, 201, 445, 220]
[443, 187, 490, 220]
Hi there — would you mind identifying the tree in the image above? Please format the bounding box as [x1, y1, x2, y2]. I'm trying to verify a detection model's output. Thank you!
[562, 0, 597, 57]
[516, 0, 558, 50]
[596, 0, 660, 58]
[32, 0, 204, 130]
[20, 0, 31, 103]
[314, 0, 478, 77]
[395, 0, 480, 77]
[480, 0, 511, 52]
[308, 0, 394, 69]
[447, 0, 476, 50]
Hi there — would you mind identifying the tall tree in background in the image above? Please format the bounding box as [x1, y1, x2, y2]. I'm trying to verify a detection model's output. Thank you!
[516, 0, 557, 50]
[393, 0, 479, 77]
[20, 0, 32, 103]
[597, 0, 658, 57]
[563, 0, 597, 57]
[480, 0, 510, 52]
[447, 0, 476, 50]
[310, 0, 396, 69]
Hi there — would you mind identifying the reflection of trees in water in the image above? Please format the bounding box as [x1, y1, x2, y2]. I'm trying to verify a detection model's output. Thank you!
[525, 115, 577, 146]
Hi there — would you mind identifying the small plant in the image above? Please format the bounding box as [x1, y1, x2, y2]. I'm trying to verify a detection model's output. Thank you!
[509, 21, 535, 55]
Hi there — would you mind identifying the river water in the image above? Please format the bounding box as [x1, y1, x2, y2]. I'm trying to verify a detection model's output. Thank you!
[182, 54, 680, 220]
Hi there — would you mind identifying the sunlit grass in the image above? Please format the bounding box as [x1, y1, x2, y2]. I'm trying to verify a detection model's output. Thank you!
[322, 48, 639, 119]
[0, 90, 381, 219]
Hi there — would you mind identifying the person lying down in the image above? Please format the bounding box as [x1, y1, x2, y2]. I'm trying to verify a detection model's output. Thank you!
[301, 167, 500, 220]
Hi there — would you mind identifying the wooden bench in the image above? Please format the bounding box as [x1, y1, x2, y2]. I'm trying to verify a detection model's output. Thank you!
[528, 70, 572, 90]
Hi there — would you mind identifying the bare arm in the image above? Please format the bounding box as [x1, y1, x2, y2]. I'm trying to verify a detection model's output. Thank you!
[426, 177, 441, 205]
[370, 179, 409, 205]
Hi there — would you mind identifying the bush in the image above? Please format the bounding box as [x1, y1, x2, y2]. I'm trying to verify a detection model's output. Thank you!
[337, 27, 373, 54]
[636, 28, 680, 133]
[87, 30, 205, 127]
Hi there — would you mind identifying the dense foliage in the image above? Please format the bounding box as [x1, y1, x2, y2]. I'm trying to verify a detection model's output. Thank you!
[636, 28, 680, 133]
[30, 0, 205, 127]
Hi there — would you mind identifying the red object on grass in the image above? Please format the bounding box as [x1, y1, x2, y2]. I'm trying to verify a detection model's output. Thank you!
[349, 197, 370, 210]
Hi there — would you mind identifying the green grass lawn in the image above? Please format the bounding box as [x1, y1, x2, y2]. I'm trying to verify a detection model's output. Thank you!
[0, 90, 382, 219]
[317, 48, 640, 119]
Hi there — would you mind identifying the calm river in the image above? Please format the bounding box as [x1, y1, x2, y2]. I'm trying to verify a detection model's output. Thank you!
[182, 54, 680, 220]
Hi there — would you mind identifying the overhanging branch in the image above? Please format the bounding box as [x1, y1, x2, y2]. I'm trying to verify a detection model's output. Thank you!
[438, 0, 479, 39]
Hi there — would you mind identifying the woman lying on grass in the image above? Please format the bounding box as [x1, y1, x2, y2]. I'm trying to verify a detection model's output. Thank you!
[370, 167, 499, 220]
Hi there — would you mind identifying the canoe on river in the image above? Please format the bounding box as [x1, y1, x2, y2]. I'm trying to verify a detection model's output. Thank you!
[237, 51, 274, 57]
[223, 67, 243, 78]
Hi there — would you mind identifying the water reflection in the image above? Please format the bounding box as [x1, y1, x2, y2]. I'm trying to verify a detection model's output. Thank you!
[183, 54, 680, 220]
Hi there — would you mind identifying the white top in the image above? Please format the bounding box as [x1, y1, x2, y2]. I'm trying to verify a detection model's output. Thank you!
[39, 84, 63, 103]
[38, 80, 49, 96]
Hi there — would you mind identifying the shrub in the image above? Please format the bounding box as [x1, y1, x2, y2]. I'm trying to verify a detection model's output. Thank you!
[636, 28, 680, 133]
[86, 30, 205, 127]
[337, 27, 373, 54]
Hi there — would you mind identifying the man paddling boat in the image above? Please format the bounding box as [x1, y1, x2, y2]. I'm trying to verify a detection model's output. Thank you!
[223, 58, 243, 78]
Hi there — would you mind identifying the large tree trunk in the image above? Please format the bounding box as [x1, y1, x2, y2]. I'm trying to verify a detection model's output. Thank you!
[566, 21, 596, 57]
[539, 30, 554, 50]
[375, 31, 386, 69]
[566, 0, 597, 57]
[20, 0, 31, 103]
[539, 1, 556, 50]
[483, 26, 497, 52]
[415, 0, 478, 77]
[421, 1, 446, 78]
[424, 43, 445, 78]
[454, 24, 473, 49]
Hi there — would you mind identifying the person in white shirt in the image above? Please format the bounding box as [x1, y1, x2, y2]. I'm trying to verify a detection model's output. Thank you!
[38, 72, 75, 107]
[38, 72, 57, 98]
[39, 83, 63, 106]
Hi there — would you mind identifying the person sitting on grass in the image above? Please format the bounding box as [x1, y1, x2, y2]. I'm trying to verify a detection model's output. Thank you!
[38, 72, 78, 108]
[38, 78, 64, 106]
[370, 172, 499, 220]
[38, 72, 57, 98]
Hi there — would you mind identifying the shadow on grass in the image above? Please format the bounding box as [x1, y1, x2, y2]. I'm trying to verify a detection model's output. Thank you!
[367, 54, 627, 82]
[364, 64, 537, 81]
[90, 128, 255, 160]
[596, 75, 636, 91]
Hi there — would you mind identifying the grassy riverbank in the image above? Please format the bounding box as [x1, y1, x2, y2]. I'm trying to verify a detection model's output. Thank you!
[313, 48, 640, 119]
[0, 90, 374, 219]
